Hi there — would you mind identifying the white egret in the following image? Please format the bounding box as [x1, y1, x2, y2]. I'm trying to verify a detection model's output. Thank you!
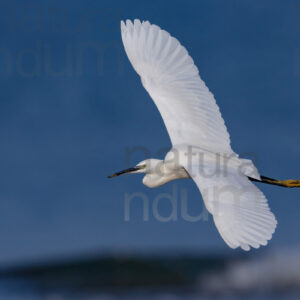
[109, 19, 300, 251]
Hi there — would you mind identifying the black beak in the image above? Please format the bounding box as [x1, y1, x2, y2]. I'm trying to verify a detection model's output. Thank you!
[108, 166, 144, 178]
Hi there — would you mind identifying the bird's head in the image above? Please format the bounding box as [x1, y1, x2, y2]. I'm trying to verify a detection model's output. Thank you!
[108, 159, 163, 178]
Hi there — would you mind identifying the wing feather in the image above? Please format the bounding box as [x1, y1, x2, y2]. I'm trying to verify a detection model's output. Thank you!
[121, 19, 233, 154]
[183, 161, 277, 251]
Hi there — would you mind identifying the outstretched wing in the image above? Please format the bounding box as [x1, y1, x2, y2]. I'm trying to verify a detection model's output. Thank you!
[121, 19, 234, 155]
[183, 161, 277, 250]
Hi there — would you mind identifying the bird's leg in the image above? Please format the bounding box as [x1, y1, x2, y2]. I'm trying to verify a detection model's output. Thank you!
[249, 175, 300, 188]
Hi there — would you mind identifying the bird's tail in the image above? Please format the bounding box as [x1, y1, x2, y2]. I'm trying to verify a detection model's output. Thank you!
[250, 175, 300, 188]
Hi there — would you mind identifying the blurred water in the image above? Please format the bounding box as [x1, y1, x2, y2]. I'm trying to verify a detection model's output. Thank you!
[0, 280, 299, 300]
[1, 249, 300, 299]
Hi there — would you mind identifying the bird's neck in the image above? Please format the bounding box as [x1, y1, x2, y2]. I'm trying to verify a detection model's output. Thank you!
[143, 160, 189, 188]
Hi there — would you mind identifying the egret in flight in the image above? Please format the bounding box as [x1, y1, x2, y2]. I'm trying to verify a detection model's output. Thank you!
[109, 19, 300, 251]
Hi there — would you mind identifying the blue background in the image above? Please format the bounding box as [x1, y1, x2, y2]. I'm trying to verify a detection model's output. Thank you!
[0, 0, 299, 266]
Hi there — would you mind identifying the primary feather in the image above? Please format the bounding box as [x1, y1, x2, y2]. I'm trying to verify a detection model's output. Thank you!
[182, 159, 277, 251]
[121, 19, 233, 155]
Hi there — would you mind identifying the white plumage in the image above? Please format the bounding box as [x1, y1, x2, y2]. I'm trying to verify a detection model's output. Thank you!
[119, 19, 277, 251]
[121, 19, 231, 154]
